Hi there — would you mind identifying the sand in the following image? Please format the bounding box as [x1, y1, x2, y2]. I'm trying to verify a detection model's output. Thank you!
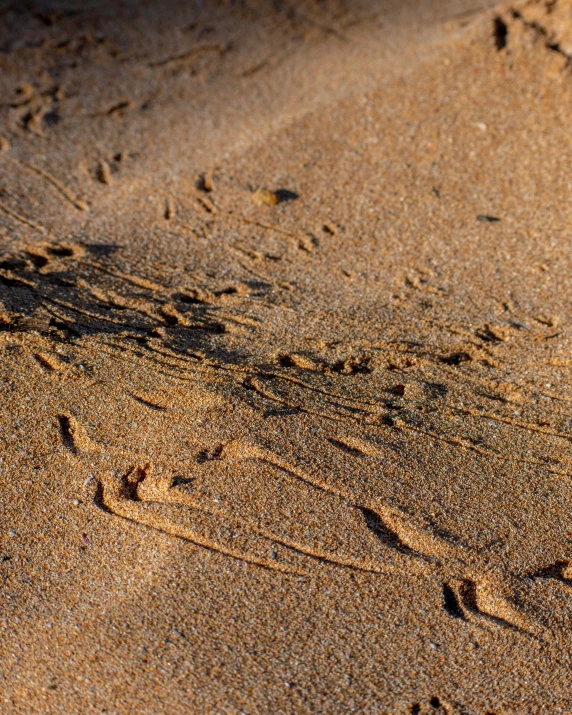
[1, 0, 572, 712]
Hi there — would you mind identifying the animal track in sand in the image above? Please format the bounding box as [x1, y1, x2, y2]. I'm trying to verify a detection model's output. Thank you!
[410, 697, 453, 715]
[58, 414, 95, 454]
[441, 578, 539, 636]
[1, 178, 570, 642]
[528, 560, 572, 588]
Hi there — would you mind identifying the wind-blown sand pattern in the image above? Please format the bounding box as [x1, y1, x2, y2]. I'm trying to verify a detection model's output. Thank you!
[2, 0, 572, 712]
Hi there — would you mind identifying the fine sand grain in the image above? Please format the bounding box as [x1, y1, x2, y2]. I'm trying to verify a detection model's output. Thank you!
[1, 0, 572, 712]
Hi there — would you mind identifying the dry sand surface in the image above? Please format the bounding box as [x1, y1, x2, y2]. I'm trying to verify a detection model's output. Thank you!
[1, 0, 572, 712]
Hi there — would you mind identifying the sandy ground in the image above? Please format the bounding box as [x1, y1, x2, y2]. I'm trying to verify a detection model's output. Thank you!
[1, 0, 572, 712]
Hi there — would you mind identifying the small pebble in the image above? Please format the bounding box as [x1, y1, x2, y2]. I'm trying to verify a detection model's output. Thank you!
[252, 188, 280, 207]
[97, 160, 112, 185]
[201, 173, 214, 192]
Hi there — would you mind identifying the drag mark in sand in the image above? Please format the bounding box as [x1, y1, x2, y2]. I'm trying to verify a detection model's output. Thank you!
[92, 465, 310, 577]
[0, 200, 49, 234]
[92, 456, 392, 577]
[148, 43, 228, 68]
[88, 440, 542, 637]
[17, 159, 88, 211]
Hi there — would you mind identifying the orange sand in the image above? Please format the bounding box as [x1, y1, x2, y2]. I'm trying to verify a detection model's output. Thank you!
[2, 0, 572, 712]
